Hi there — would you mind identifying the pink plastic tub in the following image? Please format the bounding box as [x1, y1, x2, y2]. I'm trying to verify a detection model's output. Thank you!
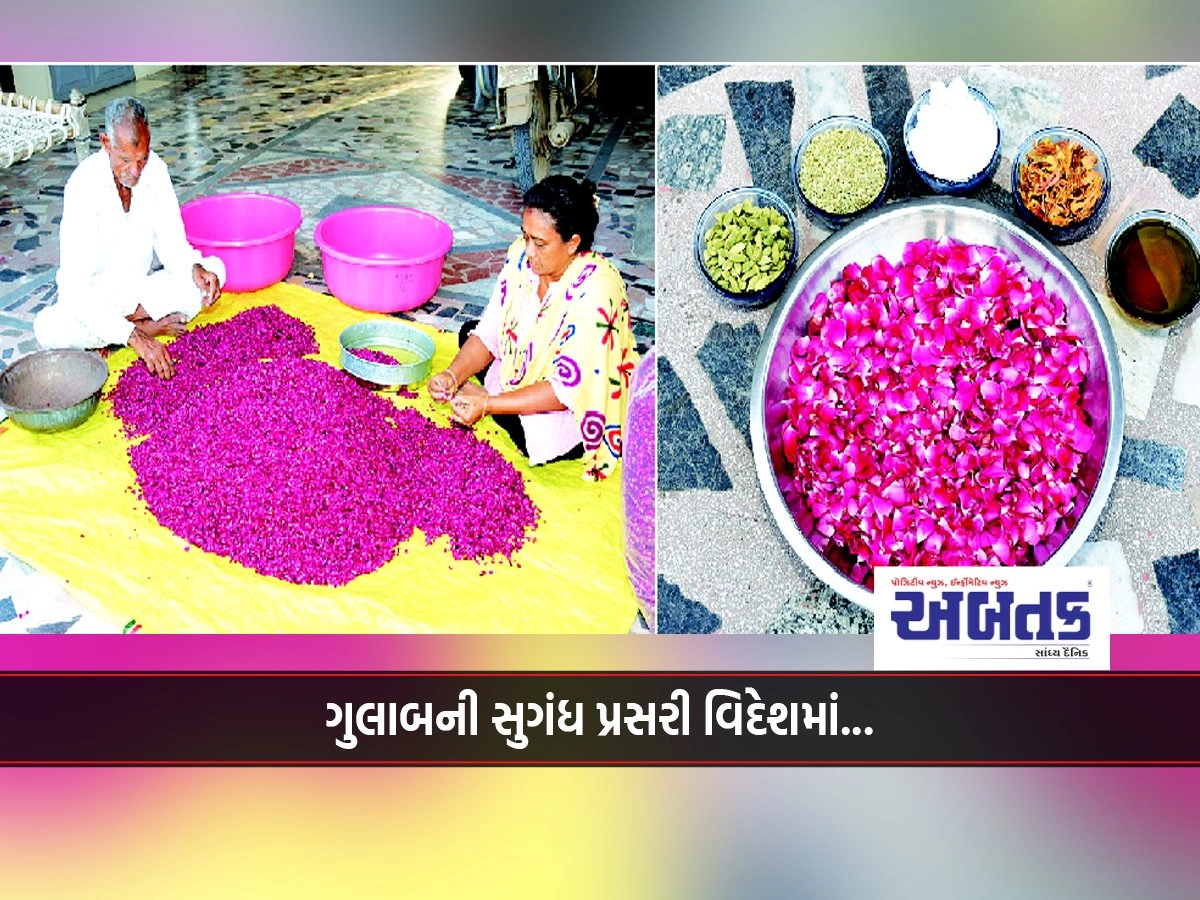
[314, 206, 454, 313]
[181, 193, 302, 293]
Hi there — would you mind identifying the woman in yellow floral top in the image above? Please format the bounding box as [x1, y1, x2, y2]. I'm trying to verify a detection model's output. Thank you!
[428, 175, 637, 481]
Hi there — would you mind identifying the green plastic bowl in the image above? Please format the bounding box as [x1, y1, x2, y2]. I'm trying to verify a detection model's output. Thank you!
[339, 320, 435, 388]
[0, 349, 108, 433]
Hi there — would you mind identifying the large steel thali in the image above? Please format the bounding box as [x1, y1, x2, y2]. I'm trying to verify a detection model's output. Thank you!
[750, 197, 1125, 611]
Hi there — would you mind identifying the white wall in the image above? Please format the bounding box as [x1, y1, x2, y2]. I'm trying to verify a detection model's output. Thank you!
[11, 65, 52, 99]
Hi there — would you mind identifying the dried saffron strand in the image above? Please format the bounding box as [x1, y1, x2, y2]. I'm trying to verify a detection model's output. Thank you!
[781, 236, 1094, 588]
[1017, 138, 1104, 227]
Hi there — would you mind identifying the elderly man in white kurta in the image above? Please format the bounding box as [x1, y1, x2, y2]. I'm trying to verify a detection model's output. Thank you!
[33, 96, 225, 379]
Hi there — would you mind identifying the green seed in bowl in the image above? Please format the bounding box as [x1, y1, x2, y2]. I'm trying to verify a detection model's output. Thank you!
[702, 199, 792, 294]
[798, 128, 887, 216]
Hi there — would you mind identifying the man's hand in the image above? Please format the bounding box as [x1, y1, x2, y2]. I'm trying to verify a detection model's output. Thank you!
[129, 327, 175, 379]
[192, 263, 222, 308]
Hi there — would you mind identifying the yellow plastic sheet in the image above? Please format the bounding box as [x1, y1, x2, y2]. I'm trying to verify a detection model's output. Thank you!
[0, 284, 638, 633]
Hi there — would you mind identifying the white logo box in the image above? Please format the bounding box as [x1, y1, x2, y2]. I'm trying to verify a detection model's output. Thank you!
[873, 567, 1110, 671]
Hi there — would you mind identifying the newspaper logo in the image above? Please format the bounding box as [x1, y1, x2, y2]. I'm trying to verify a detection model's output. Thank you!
[873, 566, 1110, 671]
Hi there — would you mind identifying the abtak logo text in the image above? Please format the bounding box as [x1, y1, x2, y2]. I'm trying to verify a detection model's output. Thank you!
[891, 578, 1090, 643]
[873, 567, 1110, 671]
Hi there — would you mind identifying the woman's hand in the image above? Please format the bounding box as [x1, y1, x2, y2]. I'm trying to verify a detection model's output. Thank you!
[427, 370, 460, 403]
[449, 381, 491, 427]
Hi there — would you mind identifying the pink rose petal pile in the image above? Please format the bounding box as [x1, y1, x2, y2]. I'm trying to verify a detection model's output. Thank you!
[111, 306, 540, 586]
[781, 236, 1096, 586]
[110, 304, 320, 437]
[349, 347, 402, 365]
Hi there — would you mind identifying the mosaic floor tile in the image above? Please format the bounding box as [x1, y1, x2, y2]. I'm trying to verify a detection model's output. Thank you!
[725, 80, 795, 201]
[314, 193, 388, 219]
[219, 156, 384, 183]
[1134, 94, 1200, 198]
[657, 66, 727, 96]
[656, 576, 721, 634]
[1069, 540, 1144, 634]
[1154, 549, 1200, 633]
[803, 67, 853, 125]
[1098, 293, 1169, 421]
[696, 321, 761, 451]
[436, 173, 524, 218]
[585, 122, 628, 184]
[1172, 323, 1200, 406]
[764, 583, 874, 635]
[25, 616, 81, 635]
[658, 355, 732, 492]
[1146, 65, 1184, 79]
[629, 197, 656, 262]
[441, 249, 508, 287]
[3, 65, 651, 319]
[216, 174, 518, 250]
[656, 115, 726, 193]
[1118, 437, 1187, 491]
[0, 596, 16, 622]
[966, 65, 1063, 161]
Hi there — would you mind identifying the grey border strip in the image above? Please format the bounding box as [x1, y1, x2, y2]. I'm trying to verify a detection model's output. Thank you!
[0, 271, 56, 311]
[586, 117, 627, 184]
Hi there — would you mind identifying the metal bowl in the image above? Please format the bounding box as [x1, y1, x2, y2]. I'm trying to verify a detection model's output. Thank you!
[0, 349, 108, 433]
[339, 320, 435, 388]
[751, 197, 1124, 611]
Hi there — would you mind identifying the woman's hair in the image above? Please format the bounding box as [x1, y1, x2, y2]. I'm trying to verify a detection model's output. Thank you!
[522, 175, 599, 252]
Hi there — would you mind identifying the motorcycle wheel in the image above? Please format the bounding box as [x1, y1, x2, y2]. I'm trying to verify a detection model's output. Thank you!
[512, 81, 550, 192]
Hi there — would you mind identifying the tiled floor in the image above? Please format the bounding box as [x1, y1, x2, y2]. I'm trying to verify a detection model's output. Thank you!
[657, 63, 1200, 634]
[0, 64, 655, 633]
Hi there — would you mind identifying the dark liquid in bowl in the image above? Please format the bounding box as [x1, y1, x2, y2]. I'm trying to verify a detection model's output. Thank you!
[1108, 220, 1199, 322]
